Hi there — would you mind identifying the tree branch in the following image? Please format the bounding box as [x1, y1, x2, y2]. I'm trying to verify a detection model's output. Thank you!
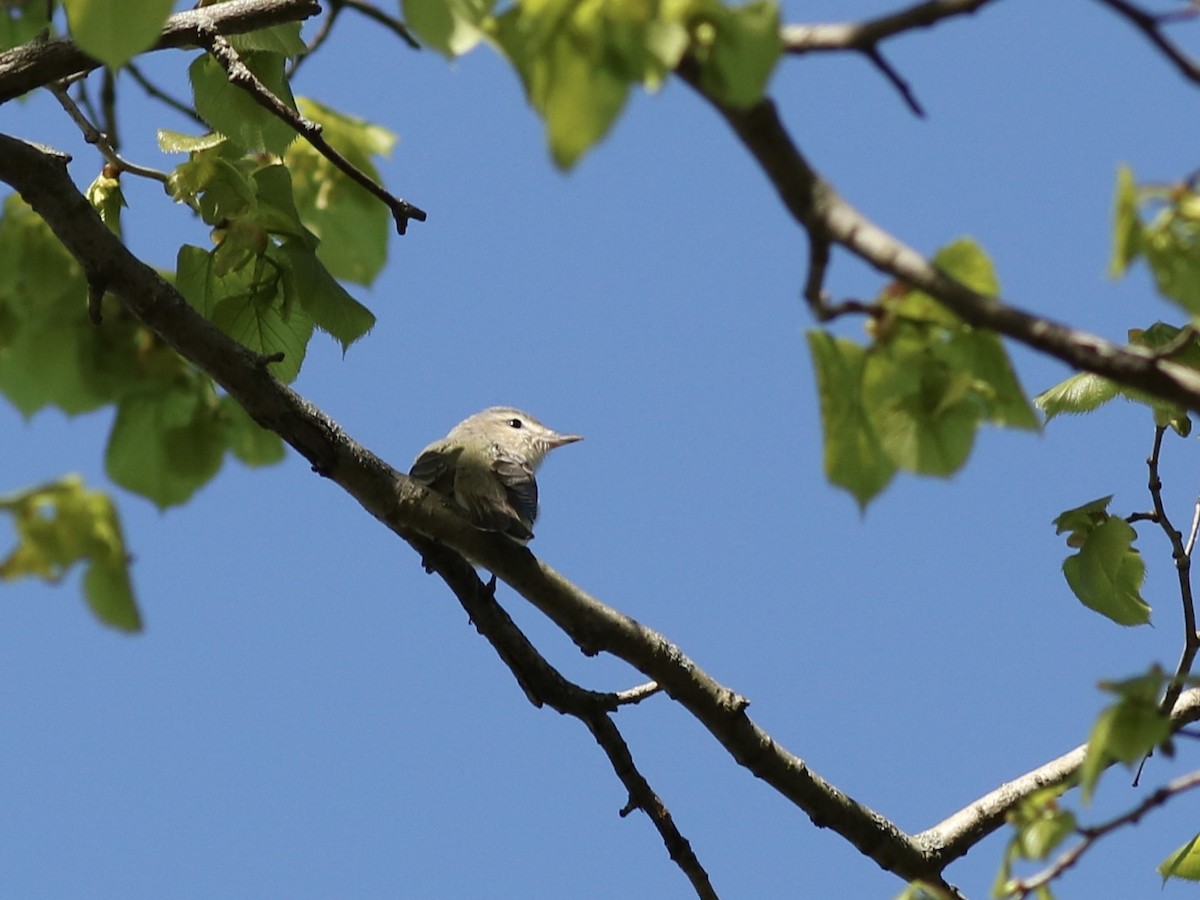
[0, 132, 956, 893]
[1091, 0, 1200, 85]
[678, 67, 1200, 414]
[918, 686, 1200, 865]
[0, 0, 321, 105]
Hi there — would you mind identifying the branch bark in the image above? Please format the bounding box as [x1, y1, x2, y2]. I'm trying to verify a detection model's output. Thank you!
[679, 67, 1200, 414]
[0, 0, 320, 105]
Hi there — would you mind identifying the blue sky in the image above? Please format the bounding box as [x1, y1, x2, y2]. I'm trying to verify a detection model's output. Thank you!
[3, 1, 1200, 897]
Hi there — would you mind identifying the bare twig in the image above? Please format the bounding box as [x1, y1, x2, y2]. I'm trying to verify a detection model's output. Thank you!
[1091, 0, 1200, 84]
[407, 536, 716, 899]
[1141, 426, 1200, 726]
[126, 61, 206, 126]
[781, 0, 999, 114]
[198, 29, 426, 234]
[1010, 769, 1200, 895]
[614, 681, 662, 705]
[47, 81, 170, 183]
[332, 0, 420, 49]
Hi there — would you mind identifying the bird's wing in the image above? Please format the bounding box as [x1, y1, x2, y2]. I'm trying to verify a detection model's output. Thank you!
[491, 453, 539, 531]
[408, 443, 462, 494]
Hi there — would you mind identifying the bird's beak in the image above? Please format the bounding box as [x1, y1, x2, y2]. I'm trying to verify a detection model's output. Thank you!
[548, 432, 583, 448]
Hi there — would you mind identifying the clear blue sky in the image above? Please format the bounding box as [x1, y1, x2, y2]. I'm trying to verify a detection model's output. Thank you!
[3, 1, 1200, 897]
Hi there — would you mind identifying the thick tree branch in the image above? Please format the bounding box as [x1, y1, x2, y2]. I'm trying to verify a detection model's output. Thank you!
[679, 69, 1200, 414]
[0, 0, 320, 105]
[0, 133, 955, 892]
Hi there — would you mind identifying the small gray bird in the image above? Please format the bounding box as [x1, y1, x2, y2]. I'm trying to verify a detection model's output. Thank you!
[409, 407, 582, 542]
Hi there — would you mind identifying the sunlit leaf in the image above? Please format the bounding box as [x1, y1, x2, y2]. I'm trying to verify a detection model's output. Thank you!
[62, 0, 172, 67]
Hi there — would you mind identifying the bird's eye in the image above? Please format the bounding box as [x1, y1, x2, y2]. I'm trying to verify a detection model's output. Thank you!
[508, 418, 523, 429]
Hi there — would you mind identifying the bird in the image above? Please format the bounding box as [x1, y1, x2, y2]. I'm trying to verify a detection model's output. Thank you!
[409, 407, 582, 542]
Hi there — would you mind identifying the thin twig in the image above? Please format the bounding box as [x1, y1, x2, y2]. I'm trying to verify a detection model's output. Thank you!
[47, 81, 171, 183]
[1091, 0, 1200, 84]
[1141, 426, 1200, 728]
[614, 681, 662, 706]
[1010, 770, 1200, 895]
[780, 0, 998, 114]
[198, 29, 427, 234]
[288, 2, 341, 77]
[408, 536, 717, 899]
[126, 61, 207, 126]
[332, 0, 420, 49]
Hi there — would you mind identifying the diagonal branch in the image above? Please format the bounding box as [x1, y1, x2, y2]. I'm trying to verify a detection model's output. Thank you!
[0, 0, 321, 105]
[408, 537, 716, 899]
[678, 67, 1200, 415]
[197, 29, 426, 234]
[1091, 0, 1200, 85]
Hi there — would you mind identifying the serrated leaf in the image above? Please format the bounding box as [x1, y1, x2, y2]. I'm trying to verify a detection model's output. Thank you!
[1061, 517, 1150, 626]
[276, 238, 374, 351]
[1110, 165, 1143, 278]
[190, 51, 299, 156]
[935, 330, 1039, 430]
[63, 0, 172, 68]
[105, 387, 227, 509]
[935, 237, 1001, 296]
[1144, 225, 1200, 316]
[1161, 833, 1200, 883]
[1035, 372, 1120, 421]
[157, 130, 226, 154]
[807, 331, 896, 507]
[0, 475, 141, 632]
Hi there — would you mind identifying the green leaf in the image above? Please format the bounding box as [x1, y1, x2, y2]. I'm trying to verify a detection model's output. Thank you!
[1035, 372, 1121, 421]
[189, 51, 299, 156]
[220, 396, 286, 467]
[689, 0, 781, 108]
[404, 0, 492, 56]
[1161, 833, 1200, 883]
[1110, 165, 1143, 278]
[862, 339, 980, 476]
[286, 99, 394, 284]
[1144, 229, 1200, 317]
[1061, 516, 1150, 626]
[935, 237, 1001, 296]
[62, 0, 173, 68]
[935, 330, 1039, 430]
[85, 170, 125, 235]
[1081, 669, 1171, 799]
[105, 386, 227, 509]
[277, 238, 375, 351]
[1052, 495, 1113, 546]
[157, 130, 226, 154]
[227, 22, 306, 56]
[807, 331, 895, 507]
[0, 0, 52, 51]
[0, 475, 141, 632]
